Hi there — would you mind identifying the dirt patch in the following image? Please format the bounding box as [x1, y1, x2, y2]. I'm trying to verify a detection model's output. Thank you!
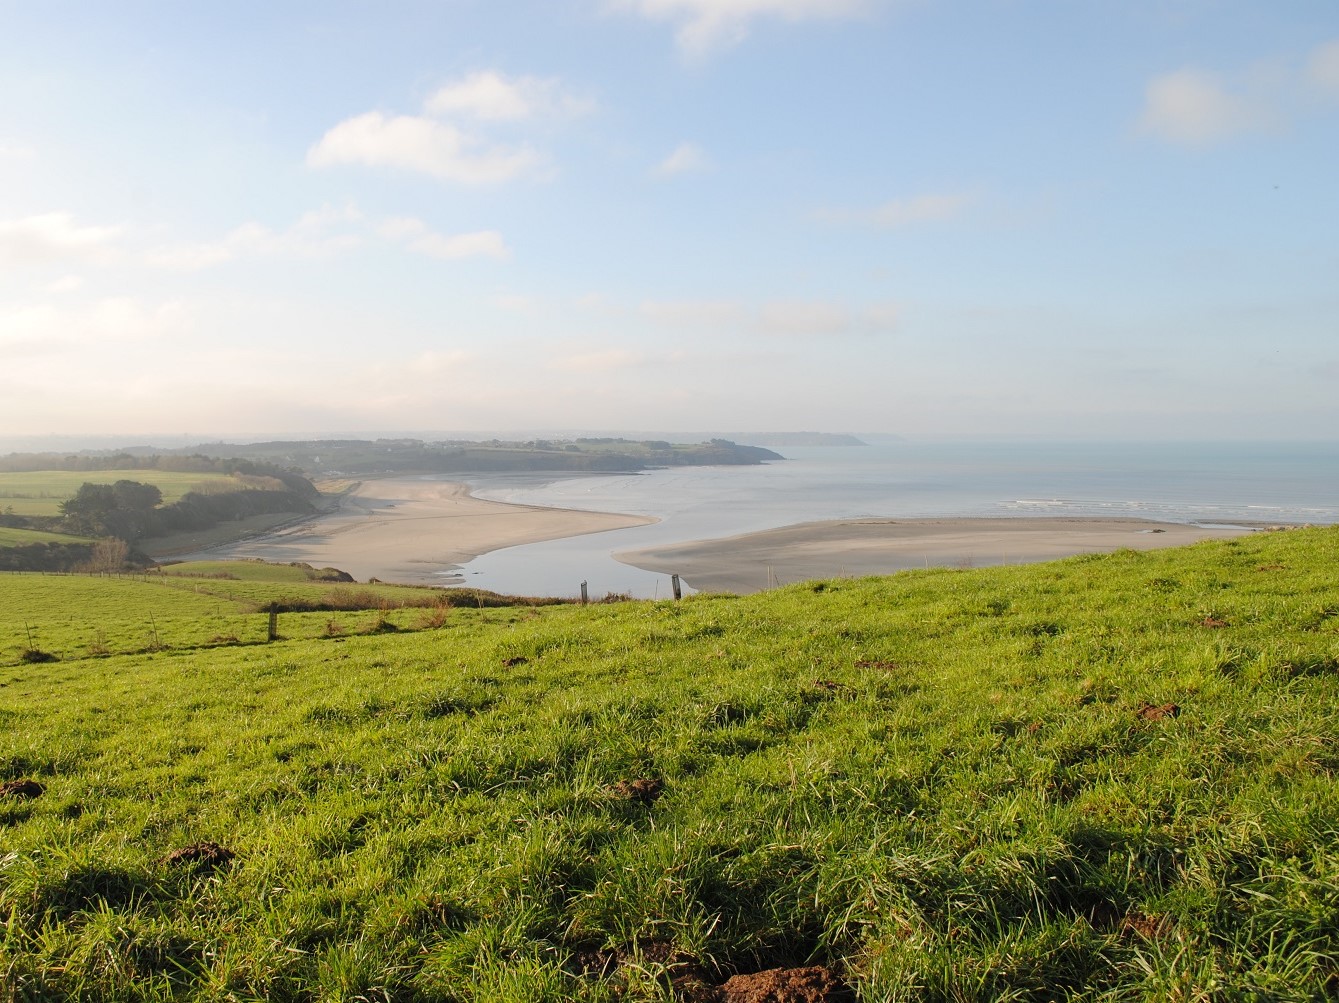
[1137, 702, 1180, 721]
[1199, 616, 1229, 628]
[679, 966, 853, 1003]
[612, 778, 664, 804]
[1120, 911, 1174, 940]
[854, 660, 897, 670]
[0, 778, 44, 799]
[502, 656, 529, 667]
[161, 841, 235, 870]
[813, 679, 851, 694]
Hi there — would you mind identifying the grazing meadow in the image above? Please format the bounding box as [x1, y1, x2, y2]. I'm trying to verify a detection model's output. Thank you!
[0, 472, 249, 519]
[0, 529, 1336, 1000]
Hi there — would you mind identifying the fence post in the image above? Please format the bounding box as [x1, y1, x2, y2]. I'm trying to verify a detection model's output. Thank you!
[267, 608, 279, 642]
[580, 581, 588, 605]
[671, 574, 682, 600]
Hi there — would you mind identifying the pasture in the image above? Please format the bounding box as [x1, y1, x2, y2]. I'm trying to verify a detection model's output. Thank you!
[0, 470, 254, 517]
[0, 530, 1336, 1000]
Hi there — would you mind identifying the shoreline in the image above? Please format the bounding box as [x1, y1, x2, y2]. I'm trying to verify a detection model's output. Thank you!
[614, 516, 1263, 595]
[162, 475, 1292, 596]
[167, 477, 656, 586]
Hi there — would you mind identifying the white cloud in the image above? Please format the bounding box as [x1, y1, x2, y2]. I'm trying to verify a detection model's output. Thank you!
[493, 293, 537, 313]
[756, 300, 852, 337]
[0, 212, 123, 265]
[552, 348, 645, 373]
[377, 216, 429, 241]
[614, 0, 873, 56]
[408, 229, 510, 261]
[1136, 40, 1339, 149]
[654, 141, 711, 177]
[307, 111, 543, 184]
[1137, 68, 1275, 146]
[640, 299, 746, 329]
[146, 207, 363, 270]
[425, 71, 594, 122]
[0, 142, 37, 163]
[45, 274, 84, 293]
[574, 292, 615, 312]
[636, 297, 897, 337]
[0, 296, 188, 354]
[406, 349, 476, 376]
[224, 220, 362, 259]
[861, 302, 900, 332]
[1307, 39, 1339, 96]
[375, 215, 510, 261]
[815, 192, 973, 227]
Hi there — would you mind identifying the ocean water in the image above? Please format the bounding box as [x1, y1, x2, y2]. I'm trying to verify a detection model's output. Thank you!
[452, 440, 1339, 598]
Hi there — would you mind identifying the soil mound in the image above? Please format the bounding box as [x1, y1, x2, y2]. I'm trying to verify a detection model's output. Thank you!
[161, 841, 235, 870]
[612, 778, 664, 804]
[1137, 702, 1180, 721]
[0, 778, 44, 798]
[677, 965, 852, 1002]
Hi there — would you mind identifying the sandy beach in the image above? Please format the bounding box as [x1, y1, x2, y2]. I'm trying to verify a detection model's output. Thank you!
[615, 517, 1258, 594]
[172, 478, 655, 586]
[173, 478, 1265, 595]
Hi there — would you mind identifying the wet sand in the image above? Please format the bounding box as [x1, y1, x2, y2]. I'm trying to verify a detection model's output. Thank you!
[172, 478, 654, 585]
[615, 517, 1257, 594]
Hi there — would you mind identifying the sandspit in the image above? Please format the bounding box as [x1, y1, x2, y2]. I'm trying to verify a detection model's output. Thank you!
[172, 478, 654, 585]
[615, 517, 1257, 594]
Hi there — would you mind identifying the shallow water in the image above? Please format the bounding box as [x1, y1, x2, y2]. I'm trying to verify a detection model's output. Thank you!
[450, 440, 1339, 598]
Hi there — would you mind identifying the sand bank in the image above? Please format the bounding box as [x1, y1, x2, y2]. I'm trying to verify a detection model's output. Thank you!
[173, 478, 654, 586]
[616, 517, 1256, 594]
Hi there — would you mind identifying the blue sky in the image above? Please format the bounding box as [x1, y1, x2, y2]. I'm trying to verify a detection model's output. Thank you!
[1, 1, 1336, 440]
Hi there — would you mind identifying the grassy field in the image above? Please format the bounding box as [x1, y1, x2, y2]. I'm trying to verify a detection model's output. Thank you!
[0, 563, 567, 663]
[0, 530, 1336, 1000]
[0, 527, 93, 547]
[0, 471, 248, 517]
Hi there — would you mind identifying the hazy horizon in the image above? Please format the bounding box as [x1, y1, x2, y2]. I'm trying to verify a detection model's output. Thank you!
[4, 3, 1336, 440]
[3, 428, 1338, 459]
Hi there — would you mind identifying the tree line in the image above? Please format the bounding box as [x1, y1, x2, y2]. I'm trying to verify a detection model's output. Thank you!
[57, 480, 316, 544]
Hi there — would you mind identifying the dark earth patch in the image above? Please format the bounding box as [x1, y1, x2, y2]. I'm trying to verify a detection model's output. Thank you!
[676, 965, 853, 1002]
[1137, 702, 1180, 721]
[612, 777, 664, 804]
[0, 778, 44, 798]
[161, 841, 235, 870]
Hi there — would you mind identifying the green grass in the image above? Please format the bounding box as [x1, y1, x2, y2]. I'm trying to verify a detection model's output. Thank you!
[155, 559, 350, 582]
[0, 529, 1336, 1000]
[0, 470, 246, 517]
[0, 527, 93, 547]
[0, 566, 566, 662]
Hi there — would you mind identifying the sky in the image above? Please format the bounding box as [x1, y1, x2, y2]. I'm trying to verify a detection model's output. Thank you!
[1, 0, 1337, 442]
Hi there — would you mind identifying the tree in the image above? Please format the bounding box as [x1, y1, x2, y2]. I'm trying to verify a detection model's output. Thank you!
[87, 538, 130, 573]
[60, 480, 162, 541]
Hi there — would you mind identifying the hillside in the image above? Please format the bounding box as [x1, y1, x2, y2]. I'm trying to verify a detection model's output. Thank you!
[170, 437, 783, 476]
[1, 529, 1336, 1000]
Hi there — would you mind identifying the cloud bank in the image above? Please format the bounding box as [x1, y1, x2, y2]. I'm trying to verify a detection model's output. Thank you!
[614, 0, 875, 56]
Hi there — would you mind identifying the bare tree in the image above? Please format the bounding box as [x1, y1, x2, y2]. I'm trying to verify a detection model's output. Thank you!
[87, 538, 130, 574]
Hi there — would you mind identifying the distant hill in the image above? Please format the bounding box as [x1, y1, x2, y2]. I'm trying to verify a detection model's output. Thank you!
[727, 432, 867, 447]
[153, 437, 782, 476]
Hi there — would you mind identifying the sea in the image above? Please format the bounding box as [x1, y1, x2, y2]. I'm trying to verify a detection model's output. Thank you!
[448, 440, 1339, 599]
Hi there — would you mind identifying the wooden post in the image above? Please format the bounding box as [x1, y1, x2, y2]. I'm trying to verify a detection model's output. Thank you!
[671, 574, 682, 600]
[267, 608, 279, 642]
[580, 581, 588, 604]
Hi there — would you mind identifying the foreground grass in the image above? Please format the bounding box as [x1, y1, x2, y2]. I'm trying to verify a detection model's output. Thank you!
[0, 530, 1336, 1000]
